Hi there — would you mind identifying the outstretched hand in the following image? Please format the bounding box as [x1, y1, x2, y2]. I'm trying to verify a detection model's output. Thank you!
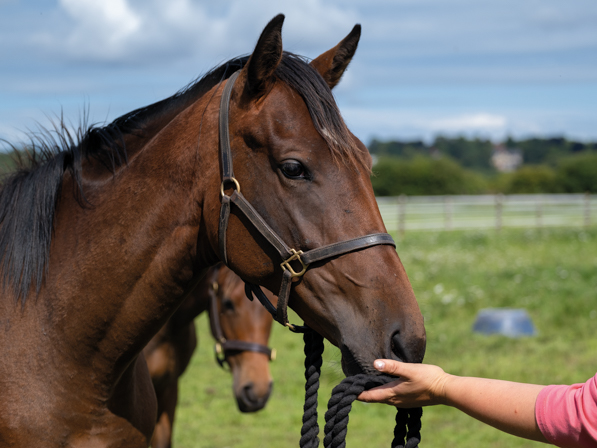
[358, 359, 550, 443]
[357, 359, 450, 407]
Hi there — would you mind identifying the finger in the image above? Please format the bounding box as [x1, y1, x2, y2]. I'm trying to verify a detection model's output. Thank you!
[356, 390, 373, 402]
[357, 383, 400, 403]
[357, 389, 394, 403]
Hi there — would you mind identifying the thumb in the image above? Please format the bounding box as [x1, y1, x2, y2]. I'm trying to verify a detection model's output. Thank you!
[373, 359, 405, 376]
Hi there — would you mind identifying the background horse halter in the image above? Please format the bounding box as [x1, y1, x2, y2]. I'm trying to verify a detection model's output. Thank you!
[208, 264, 275, 368]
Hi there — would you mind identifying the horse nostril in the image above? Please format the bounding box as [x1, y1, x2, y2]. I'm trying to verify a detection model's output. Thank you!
[243, 383, 257, 401]
[236, 382, 272, 413]
[236, 384, 255, 413]
[391, 332, 407, 362]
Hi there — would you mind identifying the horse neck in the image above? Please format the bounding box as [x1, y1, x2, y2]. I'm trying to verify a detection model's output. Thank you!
[44, 92, 221, 381]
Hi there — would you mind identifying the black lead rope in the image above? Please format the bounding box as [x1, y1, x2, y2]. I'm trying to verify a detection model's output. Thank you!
[300, 329, 325, 448]
[245, 284, 422, 447]
[298, 328, 422, 448]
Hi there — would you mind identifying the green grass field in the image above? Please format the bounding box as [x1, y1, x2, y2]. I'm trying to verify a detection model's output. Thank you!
[173, 227, 597, 447]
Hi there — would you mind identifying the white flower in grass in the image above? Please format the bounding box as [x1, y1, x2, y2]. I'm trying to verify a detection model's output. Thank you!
[441, 293, 454, 304]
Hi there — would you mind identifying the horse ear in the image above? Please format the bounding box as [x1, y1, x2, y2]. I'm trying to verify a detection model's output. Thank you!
[310, 24, 361, 89]
[243, 14, 285, 99]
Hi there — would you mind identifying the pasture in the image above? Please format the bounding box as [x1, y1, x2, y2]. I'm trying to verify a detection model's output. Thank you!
[173, 227, 597, 447]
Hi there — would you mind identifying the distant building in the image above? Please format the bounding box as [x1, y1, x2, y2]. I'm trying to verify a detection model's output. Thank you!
[429, 146, 441, 159]
[491, 145, 522, 172]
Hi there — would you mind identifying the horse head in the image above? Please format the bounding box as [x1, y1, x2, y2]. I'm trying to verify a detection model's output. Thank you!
[204, 15, 426, 376]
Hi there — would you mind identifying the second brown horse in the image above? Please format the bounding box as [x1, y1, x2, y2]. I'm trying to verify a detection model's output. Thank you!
[144, 265, 275, 448]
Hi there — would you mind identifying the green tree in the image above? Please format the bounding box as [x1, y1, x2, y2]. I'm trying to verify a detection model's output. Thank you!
[503, 165, 560, 194]
[0, 150, 18, 175]
[556, 152, 597, 193]
[371, 156, 487, 196]
[432, 136, 494, 171]
[368, 139, 427, 158]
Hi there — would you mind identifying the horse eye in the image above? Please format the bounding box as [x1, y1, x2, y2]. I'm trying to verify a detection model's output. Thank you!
[280, 160, 308, 179]
[222, 298, 235, 312]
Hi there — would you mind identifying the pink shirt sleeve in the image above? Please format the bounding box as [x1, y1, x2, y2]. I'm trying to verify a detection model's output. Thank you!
[535, 372, 597, 448]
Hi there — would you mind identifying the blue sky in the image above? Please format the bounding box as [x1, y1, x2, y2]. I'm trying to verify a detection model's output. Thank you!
[1, 0, 596, 147]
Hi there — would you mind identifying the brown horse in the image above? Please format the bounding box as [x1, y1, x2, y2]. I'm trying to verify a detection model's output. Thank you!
[0, 15, 425, 447]
[145, 264, 275, 448]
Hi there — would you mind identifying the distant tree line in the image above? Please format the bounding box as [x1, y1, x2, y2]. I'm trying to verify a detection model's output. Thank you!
[369, 136, 597, 196]
[1, 137, 595, 196]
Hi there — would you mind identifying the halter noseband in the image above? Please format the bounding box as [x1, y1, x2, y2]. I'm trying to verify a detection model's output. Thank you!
[207, 265, 276, 369]
[218, 70, 396, 331]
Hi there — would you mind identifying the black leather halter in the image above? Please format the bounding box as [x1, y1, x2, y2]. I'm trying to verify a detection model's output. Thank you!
[208, 269, 275, 369]
[218, 71, 397, 331]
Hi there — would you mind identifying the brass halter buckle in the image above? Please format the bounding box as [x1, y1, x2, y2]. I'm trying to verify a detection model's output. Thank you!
[280, 249, 309, 278]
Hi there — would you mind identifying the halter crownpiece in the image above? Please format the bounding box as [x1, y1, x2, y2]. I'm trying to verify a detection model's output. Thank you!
[217, 70, 397, 330]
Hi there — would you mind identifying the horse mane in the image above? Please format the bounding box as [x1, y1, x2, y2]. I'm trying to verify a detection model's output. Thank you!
[0, 56, 247, 303]
[0, 52, 365, 304]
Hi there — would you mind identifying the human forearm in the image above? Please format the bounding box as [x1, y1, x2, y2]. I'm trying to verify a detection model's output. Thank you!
[441, 374, 549, 443]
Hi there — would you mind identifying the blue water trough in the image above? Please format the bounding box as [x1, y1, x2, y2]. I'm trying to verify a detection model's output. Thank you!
[472, 308, 536, 338]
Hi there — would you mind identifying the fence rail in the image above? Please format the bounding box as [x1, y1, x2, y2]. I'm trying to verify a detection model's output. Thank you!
[377, 193, 596, 233]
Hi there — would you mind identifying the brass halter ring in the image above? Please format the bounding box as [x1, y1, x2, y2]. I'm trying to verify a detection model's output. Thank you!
[220, 177, 241, 198]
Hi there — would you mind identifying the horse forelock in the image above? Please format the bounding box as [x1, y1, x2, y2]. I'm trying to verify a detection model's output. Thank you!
[275, 53, 371, 173]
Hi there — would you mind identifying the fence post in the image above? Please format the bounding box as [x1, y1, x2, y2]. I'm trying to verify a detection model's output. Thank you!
[444, 196, 452, 231]
[495, 194, 503, 232]
[536, 195, 543, 228]
[398, 194, 407, 236]
[585, 192, 591, 227]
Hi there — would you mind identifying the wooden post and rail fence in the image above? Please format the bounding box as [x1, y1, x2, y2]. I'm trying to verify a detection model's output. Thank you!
[377, 193, 595, 234]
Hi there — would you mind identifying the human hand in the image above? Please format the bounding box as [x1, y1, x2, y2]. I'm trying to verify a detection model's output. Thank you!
[357, 360, 450, 407]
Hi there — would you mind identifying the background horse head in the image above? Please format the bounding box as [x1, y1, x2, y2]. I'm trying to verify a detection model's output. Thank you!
[144, 264, 274, 448]
[0, 14, 424, 447]
[208, 265, 275, 413]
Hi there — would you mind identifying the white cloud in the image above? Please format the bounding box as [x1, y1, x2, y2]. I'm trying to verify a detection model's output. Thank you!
[2, 0, 597, 144]
[38, 0, 358, 64]
[430, 114, 507, 131]
[361, 0, 597, 59]
[341, 104, 597, 144]
[341, 108, 514, 142]
[59, 0, 141, 59]
[16, 0, 597, 82]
